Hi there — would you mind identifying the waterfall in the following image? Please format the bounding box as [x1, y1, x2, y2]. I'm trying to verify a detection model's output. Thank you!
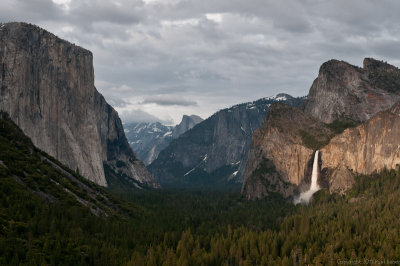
[310, 150, 319, 191]
[294, 150, 320, 204]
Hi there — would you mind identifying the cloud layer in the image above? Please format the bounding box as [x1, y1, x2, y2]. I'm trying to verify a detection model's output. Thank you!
[3, 0, 400, 124]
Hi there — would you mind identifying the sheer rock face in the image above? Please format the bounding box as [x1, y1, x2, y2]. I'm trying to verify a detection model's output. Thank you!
[321, 101, 400, 183]
[303, 58, 400, 123]
[172, 115, 203, 139]
[0, 22, 158, 187]
[242, 104, 333, 199]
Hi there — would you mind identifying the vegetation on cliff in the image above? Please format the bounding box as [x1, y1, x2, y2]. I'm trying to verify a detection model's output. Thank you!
[365, 58, 400, 94]
[299, 119, 359, 150]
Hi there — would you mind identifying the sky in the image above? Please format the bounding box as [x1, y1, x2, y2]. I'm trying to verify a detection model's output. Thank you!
[2, 0, 400, 125]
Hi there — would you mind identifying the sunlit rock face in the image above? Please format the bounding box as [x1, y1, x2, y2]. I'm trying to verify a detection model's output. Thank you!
[242, 104, 333, 200]
[0, 22, 158, 188]
[321, 101, 400, 183]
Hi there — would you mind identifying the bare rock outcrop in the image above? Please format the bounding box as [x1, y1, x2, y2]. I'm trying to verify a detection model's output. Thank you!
[303, 58, 400, 123]
[242, 103, 333, 199]
[0, 22, 158, 188]
[327, 167, 355, 194]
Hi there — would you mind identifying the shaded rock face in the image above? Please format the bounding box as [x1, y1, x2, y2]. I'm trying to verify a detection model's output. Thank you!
[303, 58, 400, 123]
[149, 95, 304, 187]
[242, 104, 333, 199]
[0, 22, 158, 188]
[172, 115, 203, 139]
[321, 101, 400, 186]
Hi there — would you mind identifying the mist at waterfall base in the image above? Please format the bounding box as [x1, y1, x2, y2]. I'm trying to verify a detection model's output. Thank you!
[294, 151, 320, 205]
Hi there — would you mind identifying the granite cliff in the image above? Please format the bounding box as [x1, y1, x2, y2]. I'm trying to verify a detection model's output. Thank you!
[243, 58, 400, 199]
[321, 101, 400, 193]
[303, 58, 400, 123]
[0, 22, 158, 188]
[242, 104, 333, 199]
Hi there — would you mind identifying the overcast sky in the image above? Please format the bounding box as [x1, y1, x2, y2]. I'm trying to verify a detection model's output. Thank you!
[2, 0, 400, 124]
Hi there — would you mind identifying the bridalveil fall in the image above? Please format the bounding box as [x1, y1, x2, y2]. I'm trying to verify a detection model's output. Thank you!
[294, 150, 320, 204]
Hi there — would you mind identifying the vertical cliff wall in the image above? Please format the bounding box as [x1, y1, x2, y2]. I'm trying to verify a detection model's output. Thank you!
[242, 104, 333, 199]
[321, 101, 400, 185]
[0, 22, 158, 188]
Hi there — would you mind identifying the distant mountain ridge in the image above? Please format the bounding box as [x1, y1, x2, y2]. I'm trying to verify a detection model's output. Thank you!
[124, 115, 203, 165]
[172, 115, 204, 138]
[124, 122, 174, 165]
[148, 93, 305, 188]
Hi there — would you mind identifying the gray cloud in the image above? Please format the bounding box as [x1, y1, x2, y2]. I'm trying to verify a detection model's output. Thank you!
[0, 0, 61, 22]
[3, 0, 400, 124]
[106, 97, 130, 108]
[142, 96, 198, 106]
[119, 108, 172, 124]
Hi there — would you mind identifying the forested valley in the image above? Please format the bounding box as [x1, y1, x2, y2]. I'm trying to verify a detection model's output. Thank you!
[1, 114, 400, 265]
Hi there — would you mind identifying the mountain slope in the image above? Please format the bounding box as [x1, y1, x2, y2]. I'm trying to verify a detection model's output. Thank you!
[149, 94, 304, 188]
[0, 112, 128, 217]
[0, 111, 150, 264]
[0, 22, 157, 188]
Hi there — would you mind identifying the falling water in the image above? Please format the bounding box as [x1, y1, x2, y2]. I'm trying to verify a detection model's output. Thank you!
[310, 150, 319, 191]
[294, 150, 320, 204]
